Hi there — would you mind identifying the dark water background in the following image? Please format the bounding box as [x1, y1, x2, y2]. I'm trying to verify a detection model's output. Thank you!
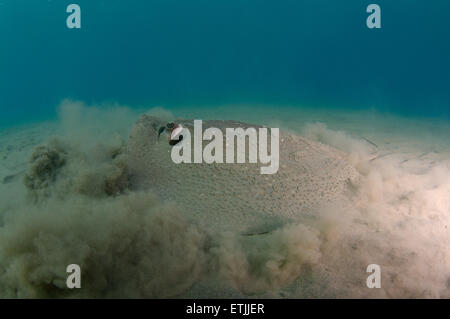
[0, 0, 449, 127]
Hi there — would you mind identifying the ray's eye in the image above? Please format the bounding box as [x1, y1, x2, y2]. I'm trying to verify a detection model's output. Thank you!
[169, 135, 183, 146]
[166, 122, 175, 130]
[169, 125, 184, 146]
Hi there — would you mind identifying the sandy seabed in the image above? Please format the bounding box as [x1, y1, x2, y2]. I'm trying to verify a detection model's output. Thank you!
[0, 100, 449, 298]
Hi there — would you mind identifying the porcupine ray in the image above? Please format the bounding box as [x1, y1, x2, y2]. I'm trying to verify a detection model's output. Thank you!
[127, 115, 360, 234]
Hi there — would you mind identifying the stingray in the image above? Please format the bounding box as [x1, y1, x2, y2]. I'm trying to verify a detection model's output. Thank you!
[127, 115, 360, 234]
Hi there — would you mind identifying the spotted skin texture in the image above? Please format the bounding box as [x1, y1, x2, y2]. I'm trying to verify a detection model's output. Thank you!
[127, 115, 359, 233]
